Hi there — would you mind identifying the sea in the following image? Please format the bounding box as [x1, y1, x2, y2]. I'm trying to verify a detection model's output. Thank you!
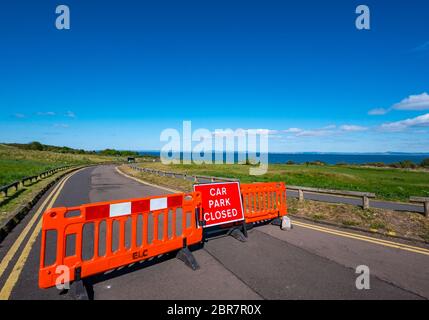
[138, 151, 429, 165]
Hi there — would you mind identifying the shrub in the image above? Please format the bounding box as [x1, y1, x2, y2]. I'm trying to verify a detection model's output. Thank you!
[398, 160, 417, 169]
[364, 162, 385, 167]
[307, 160, 327, 166]
[389, 162, 402, 168]
[421, 158, 429, 168]
[388, 161, 417, 169]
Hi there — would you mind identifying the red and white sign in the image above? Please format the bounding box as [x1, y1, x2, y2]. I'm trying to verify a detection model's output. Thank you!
[193, 182, 244, 228]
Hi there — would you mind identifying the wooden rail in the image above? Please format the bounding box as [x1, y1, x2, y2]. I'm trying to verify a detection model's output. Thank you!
[128, 165, 427, 216]
[287, 185, 375, 209]
[0, 166, 73, 197]
[410, 197, 429, 217]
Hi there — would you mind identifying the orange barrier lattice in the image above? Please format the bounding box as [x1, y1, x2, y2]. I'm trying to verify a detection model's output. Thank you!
[240, 182, 287, 223]
[39, 192, 202, 289]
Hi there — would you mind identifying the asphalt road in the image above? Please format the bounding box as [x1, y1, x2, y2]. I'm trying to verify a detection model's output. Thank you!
[0, 165, 428, 300]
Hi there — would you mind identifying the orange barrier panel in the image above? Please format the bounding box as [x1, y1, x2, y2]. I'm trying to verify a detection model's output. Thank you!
[240, 182, 287, 223]
[39, 192, 202, 289]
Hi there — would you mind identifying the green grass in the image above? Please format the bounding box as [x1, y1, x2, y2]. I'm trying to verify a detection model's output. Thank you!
[312, 213, 325, 220]
[0, 144, 121, 186]
[0, 159, 61, 186]
[0, 169, 72, 224]
[140, 162, 429, 202]
[341, 220, 360, 227]
[369, 221, 387, 230]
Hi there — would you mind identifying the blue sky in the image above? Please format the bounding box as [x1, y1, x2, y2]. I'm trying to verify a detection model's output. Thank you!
[1, 0, 428, 152]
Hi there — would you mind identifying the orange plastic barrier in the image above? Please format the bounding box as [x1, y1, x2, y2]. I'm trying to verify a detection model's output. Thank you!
[39, 192, 202, 289]
[240, 182, 287, 223]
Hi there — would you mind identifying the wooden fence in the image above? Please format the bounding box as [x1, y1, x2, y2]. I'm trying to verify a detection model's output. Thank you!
[0, 166, 73, 197]
[127, 165, 428, 217]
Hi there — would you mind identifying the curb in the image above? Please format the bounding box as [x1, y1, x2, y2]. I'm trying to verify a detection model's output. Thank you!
[289, 214, 429, 245]
[0, 166, 86, 244]
[115, 166, 183, 194]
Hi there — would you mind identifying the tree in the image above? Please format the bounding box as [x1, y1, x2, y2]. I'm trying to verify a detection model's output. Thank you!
[98, 149, 139, 157]
[28, 141, 44, 151]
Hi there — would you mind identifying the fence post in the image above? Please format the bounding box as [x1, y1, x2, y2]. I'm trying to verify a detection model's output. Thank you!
[424, 201, 429, 218]
[362, 195, 370, 210]
[298, 189, 304, 202]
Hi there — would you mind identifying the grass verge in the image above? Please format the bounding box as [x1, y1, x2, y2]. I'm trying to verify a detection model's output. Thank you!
[119, 165, 194, 192]
[288, 198, 429, 242]
[0, 143, 121, 186]
[0, 167, 80, 226]
[135, 162, 429, 202]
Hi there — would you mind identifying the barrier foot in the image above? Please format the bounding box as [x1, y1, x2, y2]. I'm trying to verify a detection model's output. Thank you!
[271, 216, 292, 230]
[229, 228, 247, 242]
[271, 218, 281, 226]
[71, 268, 89, 300]
[177, 247, 200, 271]
[241, 220, 248, 238]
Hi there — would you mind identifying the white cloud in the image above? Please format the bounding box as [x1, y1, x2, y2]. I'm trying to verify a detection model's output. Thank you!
[340, 125, 368, 132]
[392, 92, 429, 111]
[54, 123, 70, 128]
[380, 113, 429, 131]
[284, 125, 365, 137]
[211, 129, 277, 138]
[283, 128, 303, 133]
[323, 124, 337, 130]
[368, 108, 389, 115]
[368, 93, 429, 115]
[37, 111, 56, 116]
[66, 111, 76, 118]
[295, 129, 333, 137]
[14, 113, 25, 118]
[253, 129, 278, 135]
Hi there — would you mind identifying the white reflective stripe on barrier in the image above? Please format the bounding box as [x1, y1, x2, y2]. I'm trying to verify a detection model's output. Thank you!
[109, 202, 132, 217]
[150, 198, 167, 211]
